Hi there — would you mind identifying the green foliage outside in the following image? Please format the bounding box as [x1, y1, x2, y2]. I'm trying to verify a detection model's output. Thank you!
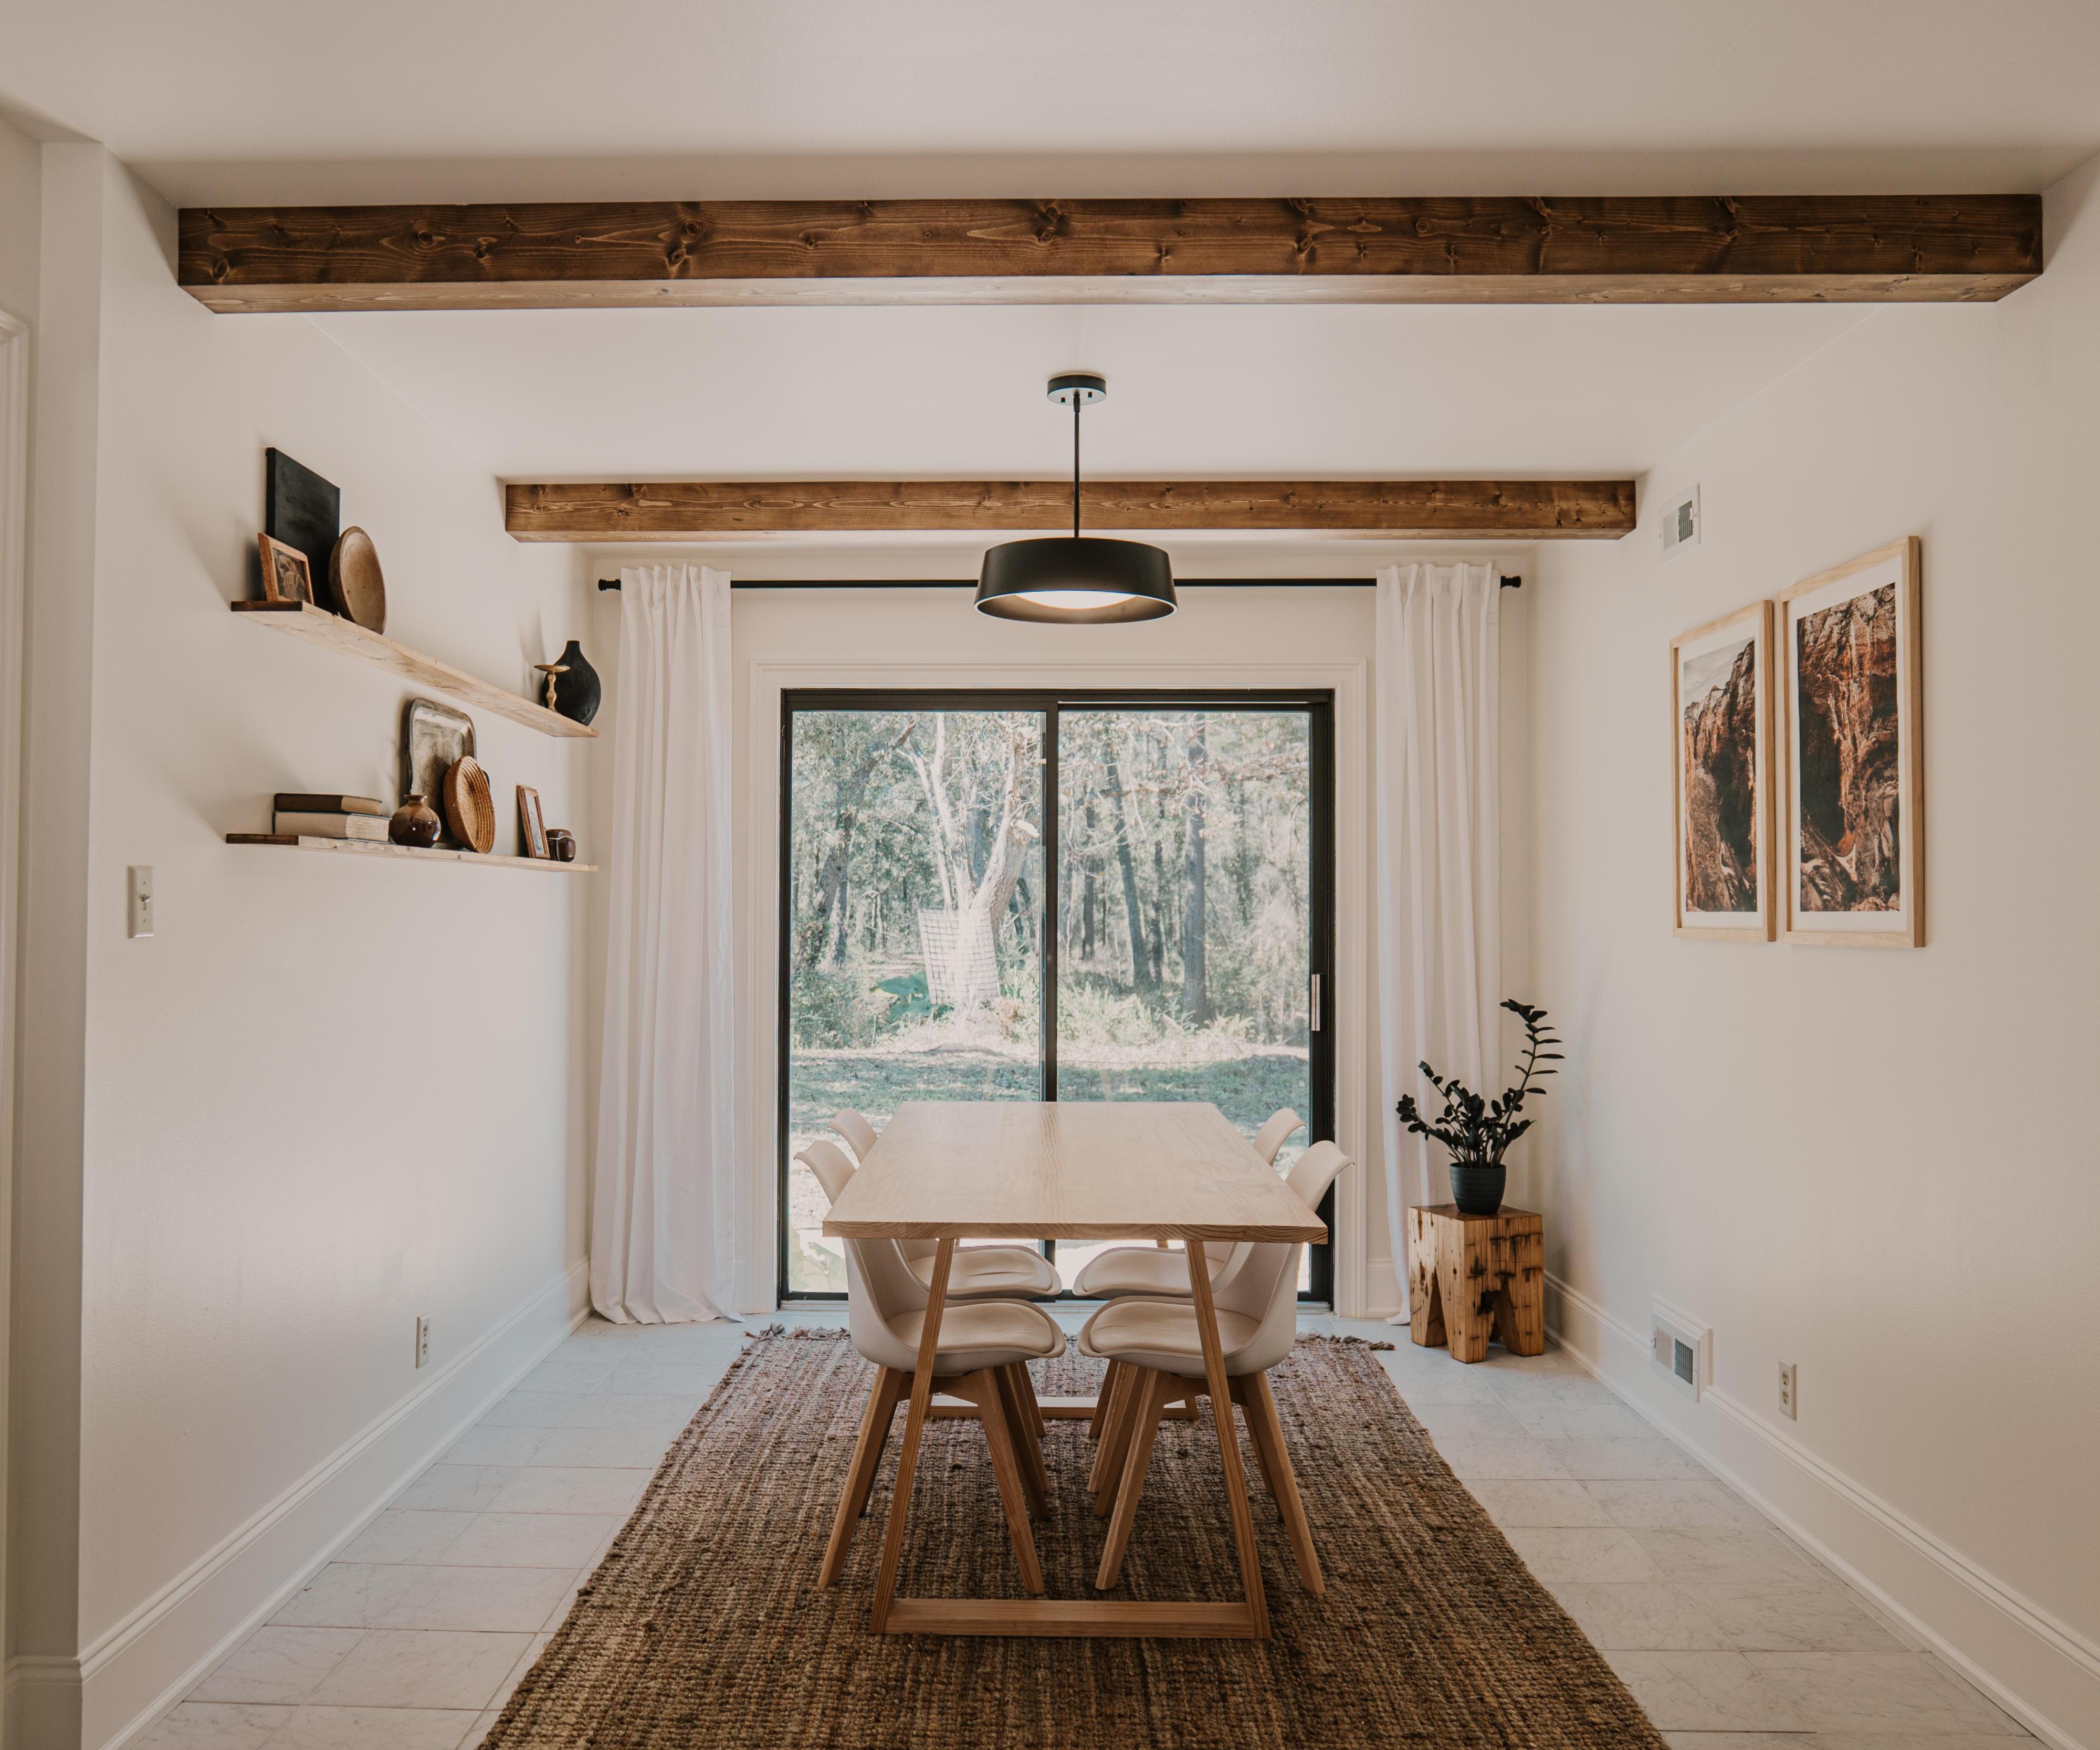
[782, 705, 1315, 1294]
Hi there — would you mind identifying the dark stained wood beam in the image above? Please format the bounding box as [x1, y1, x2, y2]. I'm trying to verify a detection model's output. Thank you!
[179, 196, 2041, 312]
[503, 479, 1636, 541]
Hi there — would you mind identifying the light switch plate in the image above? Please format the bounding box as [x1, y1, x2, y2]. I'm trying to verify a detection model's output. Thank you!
[127, 866, 154, 939]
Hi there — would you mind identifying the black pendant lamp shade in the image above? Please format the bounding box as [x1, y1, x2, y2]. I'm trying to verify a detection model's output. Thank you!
[976, 374, 1177, 623]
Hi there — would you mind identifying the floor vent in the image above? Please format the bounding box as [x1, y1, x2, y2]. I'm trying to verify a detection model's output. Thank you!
[1651, 1298, 1712, 1400]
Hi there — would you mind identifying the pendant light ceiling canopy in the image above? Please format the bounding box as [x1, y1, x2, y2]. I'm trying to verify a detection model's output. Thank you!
[975, 373, 1177, 624]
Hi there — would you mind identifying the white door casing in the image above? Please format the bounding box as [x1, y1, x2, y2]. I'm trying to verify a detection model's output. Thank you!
[742, 655, 1373, 1318]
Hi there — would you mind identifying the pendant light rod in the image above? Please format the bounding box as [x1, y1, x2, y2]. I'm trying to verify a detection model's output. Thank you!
[1073, 390, 1082, 540]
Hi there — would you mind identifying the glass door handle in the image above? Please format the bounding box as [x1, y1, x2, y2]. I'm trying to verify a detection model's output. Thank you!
[1309, 972, 1324, 1033]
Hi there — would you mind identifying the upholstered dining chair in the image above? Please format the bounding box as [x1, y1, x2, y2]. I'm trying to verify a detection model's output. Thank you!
[798, 1139, 1066, 1593]
[828, 1110, 1059, 1298]
[1070, 1106, 1304, 1302]
[1077, 1139, 1350, 1595]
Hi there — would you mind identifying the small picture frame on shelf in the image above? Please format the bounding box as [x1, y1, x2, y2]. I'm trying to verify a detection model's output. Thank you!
[517, 785, 549, 860]
[257, 533, 314, 606]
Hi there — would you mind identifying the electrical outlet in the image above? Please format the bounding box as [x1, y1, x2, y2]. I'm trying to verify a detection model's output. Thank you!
[1778, 1358, 1798, 1419]
[415, 1315, 431, 1370]
[128, 866, 155, 938]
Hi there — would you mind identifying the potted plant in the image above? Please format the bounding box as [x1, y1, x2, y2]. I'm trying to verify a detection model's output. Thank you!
[1395, 1000, 1562, 1215]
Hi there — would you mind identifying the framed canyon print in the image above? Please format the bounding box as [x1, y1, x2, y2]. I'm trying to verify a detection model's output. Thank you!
[1672, 601, 1773, 939]
[1777, 537, 1923, 947]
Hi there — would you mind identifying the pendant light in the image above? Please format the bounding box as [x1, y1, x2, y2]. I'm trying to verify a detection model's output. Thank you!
[975, 373, 1177, 623]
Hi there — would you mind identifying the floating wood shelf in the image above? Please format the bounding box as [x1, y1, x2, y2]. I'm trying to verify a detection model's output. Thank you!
[230, 601, 597, 739]
[228, 834, 596, 873]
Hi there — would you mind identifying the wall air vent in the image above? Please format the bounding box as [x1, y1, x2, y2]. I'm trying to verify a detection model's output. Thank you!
[1651, 1297, 1712, 1400]
[1660, 485, 1701, 559]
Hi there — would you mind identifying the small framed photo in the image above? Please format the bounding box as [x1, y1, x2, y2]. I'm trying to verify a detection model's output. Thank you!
[1777, 537, 1923, 948]
[1672, 600, 1774, 940]
[256, 532, 314, 605]
[516, 785, 549, 860]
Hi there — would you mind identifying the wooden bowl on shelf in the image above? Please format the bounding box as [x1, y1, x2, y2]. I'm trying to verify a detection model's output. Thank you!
[442, 756, 495, 853]
[329, 527, 387, 633]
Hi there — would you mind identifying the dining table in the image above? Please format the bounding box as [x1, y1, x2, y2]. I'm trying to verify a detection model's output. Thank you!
[822, 1098, 1327, 1640]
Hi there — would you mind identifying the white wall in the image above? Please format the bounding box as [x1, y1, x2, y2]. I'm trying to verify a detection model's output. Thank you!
[1528, 156, 2100, 1748]
[11, 149, 597, 1749]
[575, 560, 1532, 1319]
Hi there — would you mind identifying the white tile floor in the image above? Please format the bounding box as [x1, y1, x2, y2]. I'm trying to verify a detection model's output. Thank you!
[142, 1311, 2033, 1750]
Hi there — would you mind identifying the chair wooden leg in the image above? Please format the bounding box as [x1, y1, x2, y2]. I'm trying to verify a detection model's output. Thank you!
[995, 1364, 1049, 1517]
[958, 1368, 1045, 1593]
[1228, 1376, 1279, 1504]
[818, 1365, 907, 1588]
[1086, 1359, 1124, 1440]
[1011, 1360, 1047, 1445]
[1242, 1370, 1324, 1594]
[1089, 1360, 1140, 1501]
[1095, 1370, 1174, 1589]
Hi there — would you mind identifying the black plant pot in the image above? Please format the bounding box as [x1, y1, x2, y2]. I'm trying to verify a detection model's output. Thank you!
[1449, 1163, 1506, 1216]
[550, 638, 601, 727]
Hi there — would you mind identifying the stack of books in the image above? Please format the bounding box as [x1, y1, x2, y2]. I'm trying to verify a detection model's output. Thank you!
[274, 793, 390, 841]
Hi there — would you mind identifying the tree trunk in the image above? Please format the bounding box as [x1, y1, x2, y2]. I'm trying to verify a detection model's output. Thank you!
[1150, 837, 1168, 987]
[827, 818, 854, 965]
[1081, 799, 1098, 962]
[1182, 720, 1209, 1023]
[1105, 751, 1150, 991]
[804, 721, 910, 970]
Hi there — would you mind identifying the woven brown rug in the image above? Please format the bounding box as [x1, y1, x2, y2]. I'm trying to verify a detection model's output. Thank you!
[484, 1327, 1665, 1749]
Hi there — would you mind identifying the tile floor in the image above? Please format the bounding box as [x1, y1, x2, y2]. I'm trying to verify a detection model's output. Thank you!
[142, 1311, 2033, 1749]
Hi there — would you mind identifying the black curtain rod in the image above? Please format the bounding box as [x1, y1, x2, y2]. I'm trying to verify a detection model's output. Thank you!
[596, 574, 1522, 591]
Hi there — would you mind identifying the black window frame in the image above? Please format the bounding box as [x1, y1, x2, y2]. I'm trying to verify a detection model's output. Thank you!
[778, 687, 1337, 1303]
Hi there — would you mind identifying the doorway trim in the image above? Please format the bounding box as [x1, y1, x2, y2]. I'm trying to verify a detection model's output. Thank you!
[744, 656, 1371, 1317]
[0, 302, 29, 1743]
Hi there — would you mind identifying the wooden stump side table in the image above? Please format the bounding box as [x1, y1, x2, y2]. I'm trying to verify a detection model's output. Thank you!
[1407, 1204, 1546, 1363]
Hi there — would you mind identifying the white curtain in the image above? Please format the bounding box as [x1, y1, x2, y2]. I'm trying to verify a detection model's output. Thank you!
[591, 565, 744, 1323]
[1374, 563, 1502, 1316]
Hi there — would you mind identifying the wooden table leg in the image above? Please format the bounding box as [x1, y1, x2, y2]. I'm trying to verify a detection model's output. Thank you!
[1186, 1239, 1270, 1640]
[869, 1236, 953, 1632]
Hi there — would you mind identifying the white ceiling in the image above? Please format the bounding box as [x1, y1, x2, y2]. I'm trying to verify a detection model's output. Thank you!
[8, 0, 2090, 517]
[313, 301, 1870, 486]
[4, 1, 2097, 204]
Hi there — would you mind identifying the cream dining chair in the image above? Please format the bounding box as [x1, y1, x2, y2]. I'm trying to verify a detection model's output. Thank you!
[829, 1109, 1059, 1298]
[799, 1138, 1066, 1593]
[1069, 1108, 1305, 1441]
[1069, 1107, 1303, 1303]
[1077, 1139, 1351, 1595]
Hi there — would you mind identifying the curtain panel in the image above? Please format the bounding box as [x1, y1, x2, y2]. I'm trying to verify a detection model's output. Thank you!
[1374, 562, 1503, 1316]
[591, 565, 746, 1323]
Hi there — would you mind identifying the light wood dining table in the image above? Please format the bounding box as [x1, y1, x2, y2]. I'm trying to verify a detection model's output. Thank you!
[822, 1099, 1326, 1640]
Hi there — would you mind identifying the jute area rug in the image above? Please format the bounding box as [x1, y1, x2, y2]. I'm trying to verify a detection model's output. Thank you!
[484, 1327, 1666, 1749]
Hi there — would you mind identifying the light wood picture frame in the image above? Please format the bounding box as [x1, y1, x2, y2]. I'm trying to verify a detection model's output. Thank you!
[1776, 537, 1923, 947]
[1672, 600, 1774, 940]
[256, 532, 314, 605]
[516, 784, 549, 860]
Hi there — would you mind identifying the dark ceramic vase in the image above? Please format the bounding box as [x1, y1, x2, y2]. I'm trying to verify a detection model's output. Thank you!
[1449, 1162, 1507, 1216]
[551, 639, 601, 727]
[389, 793, 442, 848]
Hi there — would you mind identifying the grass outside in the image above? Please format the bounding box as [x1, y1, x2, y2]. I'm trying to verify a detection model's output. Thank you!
[783, 1041, 1311, 1295]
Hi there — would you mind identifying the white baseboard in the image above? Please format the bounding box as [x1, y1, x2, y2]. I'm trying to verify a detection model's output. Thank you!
[1545, 1272, 2099, 1750]
[65, 1260, 590, 1750]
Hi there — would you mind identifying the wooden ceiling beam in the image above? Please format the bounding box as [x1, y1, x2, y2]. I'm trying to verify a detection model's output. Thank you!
[503, 479, 1637, 541]
[179, 195, 2040, 312]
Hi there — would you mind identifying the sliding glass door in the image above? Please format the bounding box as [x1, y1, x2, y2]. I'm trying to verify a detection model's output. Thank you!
[780, 691, 1333, 1302]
